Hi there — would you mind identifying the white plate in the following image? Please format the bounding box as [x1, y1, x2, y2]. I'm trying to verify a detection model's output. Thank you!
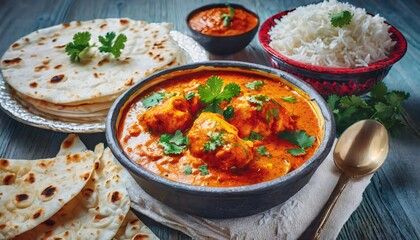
[0, 31, 208, 133]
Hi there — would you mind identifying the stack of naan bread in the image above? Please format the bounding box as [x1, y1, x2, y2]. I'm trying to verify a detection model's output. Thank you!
[0, 18, 186, 123]
[0, 135, 158, 240]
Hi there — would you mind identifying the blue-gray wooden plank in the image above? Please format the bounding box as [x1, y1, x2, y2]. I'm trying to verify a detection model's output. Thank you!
[0, 0, 419, 239]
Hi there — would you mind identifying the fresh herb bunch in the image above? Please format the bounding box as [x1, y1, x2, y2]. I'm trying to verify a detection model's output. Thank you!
[141, 91, 175, 108]
[328, 82, 410, 134]
[329, 10, 353, 28]
[221, 3, 235, 27]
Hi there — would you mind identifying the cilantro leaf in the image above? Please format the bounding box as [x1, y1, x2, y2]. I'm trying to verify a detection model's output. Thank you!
[223, 105, 235, 120]
[279, 130, 315, 156]
[247, 95, 270, 111]
[257, 146, 272, 158]
[245, 80, 265, 90]
[98, 32, 127, 58]
[329, 10, 353, 28]
[65, 32, 92, 62]
[184, 165, 192, 175]
[159, 130, 188, 155]
[204, 131, 225, 152]
[244, 131, 265, 141]
[221, 4, 235, 27]
[184, 92, 195, 100]
[141, 91, 174, 108]
[279, 130, 315, 149]
[281, 96, 297, 103]
[198, 75, 241, 113]
[197, 165, 209, 175]
[266, 108, 279, 123]
[371, 82, 387, 100]
[286, 148, 306, 156]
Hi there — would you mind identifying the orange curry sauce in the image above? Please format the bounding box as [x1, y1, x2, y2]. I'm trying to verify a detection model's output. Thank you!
[189, 7, 258, 36]
[118, 70, 322, 187]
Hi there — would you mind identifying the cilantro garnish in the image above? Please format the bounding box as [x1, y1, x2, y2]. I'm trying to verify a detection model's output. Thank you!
[247, 95, 270, 111]
[198, 75, 241, 113]
[65, 32, 93, 63]
[328, 82, 410, 134]
[223, 106, 235, 120]
[197, 165, 209, 175]
[184, 165, 192, 175]
[221, 4, 235, 27]
[244, 131, 265, 141]
[184, 92, 195, 100]
[141, 91, 174, 108]
[329, 10, 353, 28]
[98, 32, 127, 58]
[245, 80, 265, 91]
[204, 131, 225, 152]
[159, 130, 188, 155]
[278, 130, 315, 156]
[266, 108, 279, 123]
[281, 96, 297, 103]
[257, 146, 272, 158]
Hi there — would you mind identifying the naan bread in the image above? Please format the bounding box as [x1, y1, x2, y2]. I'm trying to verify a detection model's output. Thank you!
[0, 150, 95, 239]
[1, 18, 184, 104]
[113, 211, 159, 240]
[15, 135, 131, 240]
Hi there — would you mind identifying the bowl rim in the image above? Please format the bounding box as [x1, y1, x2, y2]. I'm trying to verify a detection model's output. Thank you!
[106, 60, 336, 195]
[258, 9, 408, 75]
[186, 3, 260, 39]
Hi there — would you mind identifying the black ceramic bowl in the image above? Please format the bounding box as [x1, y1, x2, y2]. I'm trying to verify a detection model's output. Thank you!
[186, 4, 259, 55]
[106, 61, 335, 219]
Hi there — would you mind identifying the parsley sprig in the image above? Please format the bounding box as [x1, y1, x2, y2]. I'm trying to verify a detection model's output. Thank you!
[159, 130, 188, 155]
[221, 4, 235, 27]
[328, 82, 410, 134]
[65, 32, 93, 63]
[329, 10, 353, 28]
[278, 130, 315, 156]
[98, 32, 127, 58]
[198, 75, 241, 114]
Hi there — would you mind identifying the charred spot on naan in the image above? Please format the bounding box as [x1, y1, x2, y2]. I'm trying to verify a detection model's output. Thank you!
[37, 160, 55, 168]
[61, 134, 77, 149]
[41, 185, 58, 200]
[33, 209, 44, 219]
[109, 191, 123, 203]
[120, 19, 130, 25]
[2, 57, 22, 66]
[35, 65, 49, 72]
[12, 42, 20, 49]
[82, 188, 94, 199]
[49, 74, 66, 83]
[15, 193, 29, 202]
[0, 159, 9, 168]
[43, 219, 56, 226]
[29, 82, 38, 88]
[3, 174, 16, 185]
[24, 172, 36, 183]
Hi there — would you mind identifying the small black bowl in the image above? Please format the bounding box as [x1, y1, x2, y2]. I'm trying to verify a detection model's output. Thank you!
[106, 61, 335, 219]
[186, 3, 259, 55]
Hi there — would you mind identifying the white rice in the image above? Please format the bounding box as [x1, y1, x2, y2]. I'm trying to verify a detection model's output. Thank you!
[268, 0, 395, 68]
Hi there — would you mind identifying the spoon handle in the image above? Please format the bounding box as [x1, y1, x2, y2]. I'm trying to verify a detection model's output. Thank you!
[299, 173, 351, 240]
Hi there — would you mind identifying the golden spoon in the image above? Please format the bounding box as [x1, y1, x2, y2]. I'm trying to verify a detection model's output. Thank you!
[301, 119, 389, 239]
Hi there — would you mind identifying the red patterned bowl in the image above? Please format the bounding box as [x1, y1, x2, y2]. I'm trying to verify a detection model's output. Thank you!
[258, 10, 407, 96]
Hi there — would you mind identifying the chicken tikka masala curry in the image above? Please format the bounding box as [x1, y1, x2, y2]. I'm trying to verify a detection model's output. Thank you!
[118, 69, 323, 187]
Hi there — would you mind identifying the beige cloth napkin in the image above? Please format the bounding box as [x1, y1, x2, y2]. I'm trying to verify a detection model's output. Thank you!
[123, 141, 374, 240]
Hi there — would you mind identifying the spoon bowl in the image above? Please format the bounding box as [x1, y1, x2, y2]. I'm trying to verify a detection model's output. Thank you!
[334, 119, 389, 177]
[301, 119, 389, 239]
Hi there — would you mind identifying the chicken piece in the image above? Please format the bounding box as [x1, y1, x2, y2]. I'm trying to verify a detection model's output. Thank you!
[228, 96, 294, 138]
[139, 96, 193, 134]
[188, 112, 254, 171]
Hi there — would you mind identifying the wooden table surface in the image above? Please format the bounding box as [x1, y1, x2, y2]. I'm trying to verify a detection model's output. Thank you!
[1, 0, 419, 239]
